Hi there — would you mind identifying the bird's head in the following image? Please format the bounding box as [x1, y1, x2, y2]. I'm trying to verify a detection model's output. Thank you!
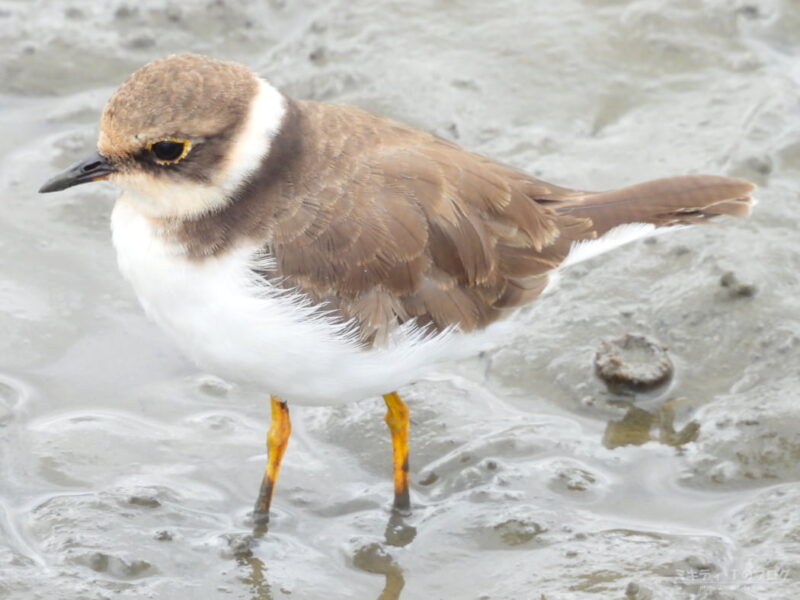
[39, 54, 287, 219]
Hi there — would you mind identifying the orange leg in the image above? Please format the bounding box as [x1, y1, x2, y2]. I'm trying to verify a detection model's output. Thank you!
[383, 392, 410, 512]
[254, 396, 291, 519]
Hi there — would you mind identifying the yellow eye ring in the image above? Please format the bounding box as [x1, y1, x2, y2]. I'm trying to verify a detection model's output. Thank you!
[148, 139, 191, 165]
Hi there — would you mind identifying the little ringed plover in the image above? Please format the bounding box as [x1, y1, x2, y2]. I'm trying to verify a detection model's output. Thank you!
[39, 54, 755, 519]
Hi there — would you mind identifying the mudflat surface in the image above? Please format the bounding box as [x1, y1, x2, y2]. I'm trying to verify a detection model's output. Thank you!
[1, 1, 799, 599]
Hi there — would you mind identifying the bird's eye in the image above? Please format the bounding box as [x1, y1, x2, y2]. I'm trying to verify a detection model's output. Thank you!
[148, 140, 190, 164]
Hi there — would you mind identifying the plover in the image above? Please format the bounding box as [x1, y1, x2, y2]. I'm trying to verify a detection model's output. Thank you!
[40, 54, 755, 519]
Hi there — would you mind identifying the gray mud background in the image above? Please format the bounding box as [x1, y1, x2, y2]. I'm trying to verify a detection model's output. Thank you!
[1, 1, 799, 599]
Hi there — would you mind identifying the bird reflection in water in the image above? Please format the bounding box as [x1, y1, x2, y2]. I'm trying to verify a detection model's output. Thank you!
[236, 512, 415, 600]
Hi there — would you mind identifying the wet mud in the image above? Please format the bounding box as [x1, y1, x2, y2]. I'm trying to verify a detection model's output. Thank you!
[1, 1, 799, 599]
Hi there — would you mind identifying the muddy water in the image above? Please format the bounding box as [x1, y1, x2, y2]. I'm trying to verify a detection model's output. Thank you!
[1, 1, 799, 599]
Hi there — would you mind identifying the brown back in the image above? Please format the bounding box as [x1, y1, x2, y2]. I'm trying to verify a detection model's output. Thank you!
[175, 99, 754, 346]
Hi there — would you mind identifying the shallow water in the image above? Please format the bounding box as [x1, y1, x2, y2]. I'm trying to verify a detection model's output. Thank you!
[1, 1, 799, 599]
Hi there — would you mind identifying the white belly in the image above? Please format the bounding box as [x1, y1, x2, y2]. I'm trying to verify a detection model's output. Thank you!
[109, 201, 482, 405]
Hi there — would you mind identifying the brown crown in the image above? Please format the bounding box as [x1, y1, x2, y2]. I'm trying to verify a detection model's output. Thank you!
[98, 54, 258, 159]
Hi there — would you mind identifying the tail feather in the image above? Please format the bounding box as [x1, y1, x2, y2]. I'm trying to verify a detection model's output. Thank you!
[557, 174, 755, 236]
[550, 174, 755, 269]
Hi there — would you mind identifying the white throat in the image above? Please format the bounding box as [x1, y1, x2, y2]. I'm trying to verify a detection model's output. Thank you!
[111, 78, 286, 220]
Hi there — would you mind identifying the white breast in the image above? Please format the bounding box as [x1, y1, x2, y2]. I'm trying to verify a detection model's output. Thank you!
[110, 201, 491, 405]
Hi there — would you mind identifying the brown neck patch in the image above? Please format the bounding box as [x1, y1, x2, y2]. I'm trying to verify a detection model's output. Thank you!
[159, 98, 304, 257]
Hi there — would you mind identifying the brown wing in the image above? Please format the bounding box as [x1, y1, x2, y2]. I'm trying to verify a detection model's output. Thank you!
[175, 98, 753, 345]
[265, 100, 596, 345]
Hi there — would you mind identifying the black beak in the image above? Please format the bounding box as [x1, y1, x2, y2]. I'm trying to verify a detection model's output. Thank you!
[38, 151, 116, 193]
